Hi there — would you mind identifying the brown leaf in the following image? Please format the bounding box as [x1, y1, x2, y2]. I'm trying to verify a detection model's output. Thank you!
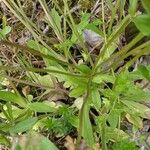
[64, 136, 75, 150]
[22, 86, 30, 96]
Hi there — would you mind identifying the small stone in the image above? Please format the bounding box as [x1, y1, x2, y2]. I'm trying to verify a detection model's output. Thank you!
[83, 29, 103, 48]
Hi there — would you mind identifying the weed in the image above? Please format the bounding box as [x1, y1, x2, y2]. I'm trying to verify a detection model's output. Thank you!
[0, 0, 150, 149]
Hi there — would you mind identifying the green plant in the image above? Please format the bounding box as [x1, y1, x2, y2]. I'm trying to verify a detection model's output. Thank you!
[0, 0, 150, 149]
[113, 139, 138, 150]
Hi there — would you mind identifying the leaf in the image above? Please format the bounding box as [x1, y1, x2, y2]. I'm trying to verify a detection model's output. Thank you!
[86, 22, 103, 36]
[105, 127, 129, 142]
[113, 139, 138, 150]
[0, 26, 11, 38]
[27, 72, 54, 87]
[91, 88, 101, 110]
[142, 0, 150, 14]
[108, 110, 120, 129]
[123, 87, 150, 102]
[82, 103, 94, 148]
[27, 40, 49, 55]
[0, 135, 10, 146]
[134, 15, 150, 36]
[121, 100, 150, 119]
[40, 137, 59, 150]
[9, 117, 38, 133]
[93, 74, 115, 84]
[14, 133, 58, 150]
[0, 91, 26, 107]
[71, 13, 90, 43]
[126, 114, 143, 128]
[77, 64, 91, 74]
[114, 71, 132, 94]
[50, 8, 63, 39]
[64, 136, 75, 150]
[29, 102, 56, 113]
[69, 86, 86, 98]
[129, 0, 138, 15]
[138, 65, 150, 81]
[73, 97, 83, 109]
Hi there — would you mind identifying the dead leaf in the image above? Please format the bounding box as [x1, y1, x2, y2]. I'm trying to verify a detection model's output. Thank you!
[64, 136, 75, 150]
[22, 86, 30, 96]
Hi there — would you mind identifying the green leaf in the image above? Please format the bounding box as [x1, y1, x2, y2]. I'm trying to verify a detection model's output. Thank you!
[91, 88, 101, 110]
[27, 72, 54, 87]
[134, 15, 150, 36]
[123, 87, 150, 102]
[121, 100, 150, 119]
[0, 135, 10, 146]
[0, 26, 11, 38]
[108, 110, 120, 129]
[40, 137, 59, 150]
[82, 103, 94, 148]
[69, 86, 86, 98]
[86, 20, 103, 36]
[106, 127, 129, 142]
[14, 133, 58, 150]
[138, 65, 150, 81]
[93, 74, 115, 84]
[113, 139, 138, 150]
[77, 64, 91, 74]
[50, 8, 63, 39]
[9, 117, 38, 133]
[71, 13, 90, 43]
[29, 102, 56, 113]
[27, 40, 49, 55]
[142, 0, 150, 14]
[114, 71, 131, 94]
[126, 114, 143, 128]
[0, 91, 26, 107]
[129, 0, 138, 15]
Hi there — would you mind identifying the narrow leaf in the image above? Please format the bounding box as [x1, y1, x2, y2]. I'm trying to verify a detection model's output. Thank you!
[129, 0, 138, 15]
[82, 104, 94, 148]
[29, 102, 56, 113]
[121, 100, 150, 119]
[142, 0, 150, 14]
[0, 91, 26, 107]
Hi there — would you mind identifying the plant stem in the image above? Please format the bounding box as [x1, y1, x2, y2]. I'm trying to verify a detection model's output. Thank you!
[0, 65, 88, 78]
[101, 120, 107, 150]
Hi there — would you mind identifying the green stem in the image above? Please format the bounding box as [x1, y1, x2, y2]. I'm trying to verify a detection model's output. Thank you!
[108, 0, 121, 35]
[101, 120, 107, 150]
[0, 65, 88, 78]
